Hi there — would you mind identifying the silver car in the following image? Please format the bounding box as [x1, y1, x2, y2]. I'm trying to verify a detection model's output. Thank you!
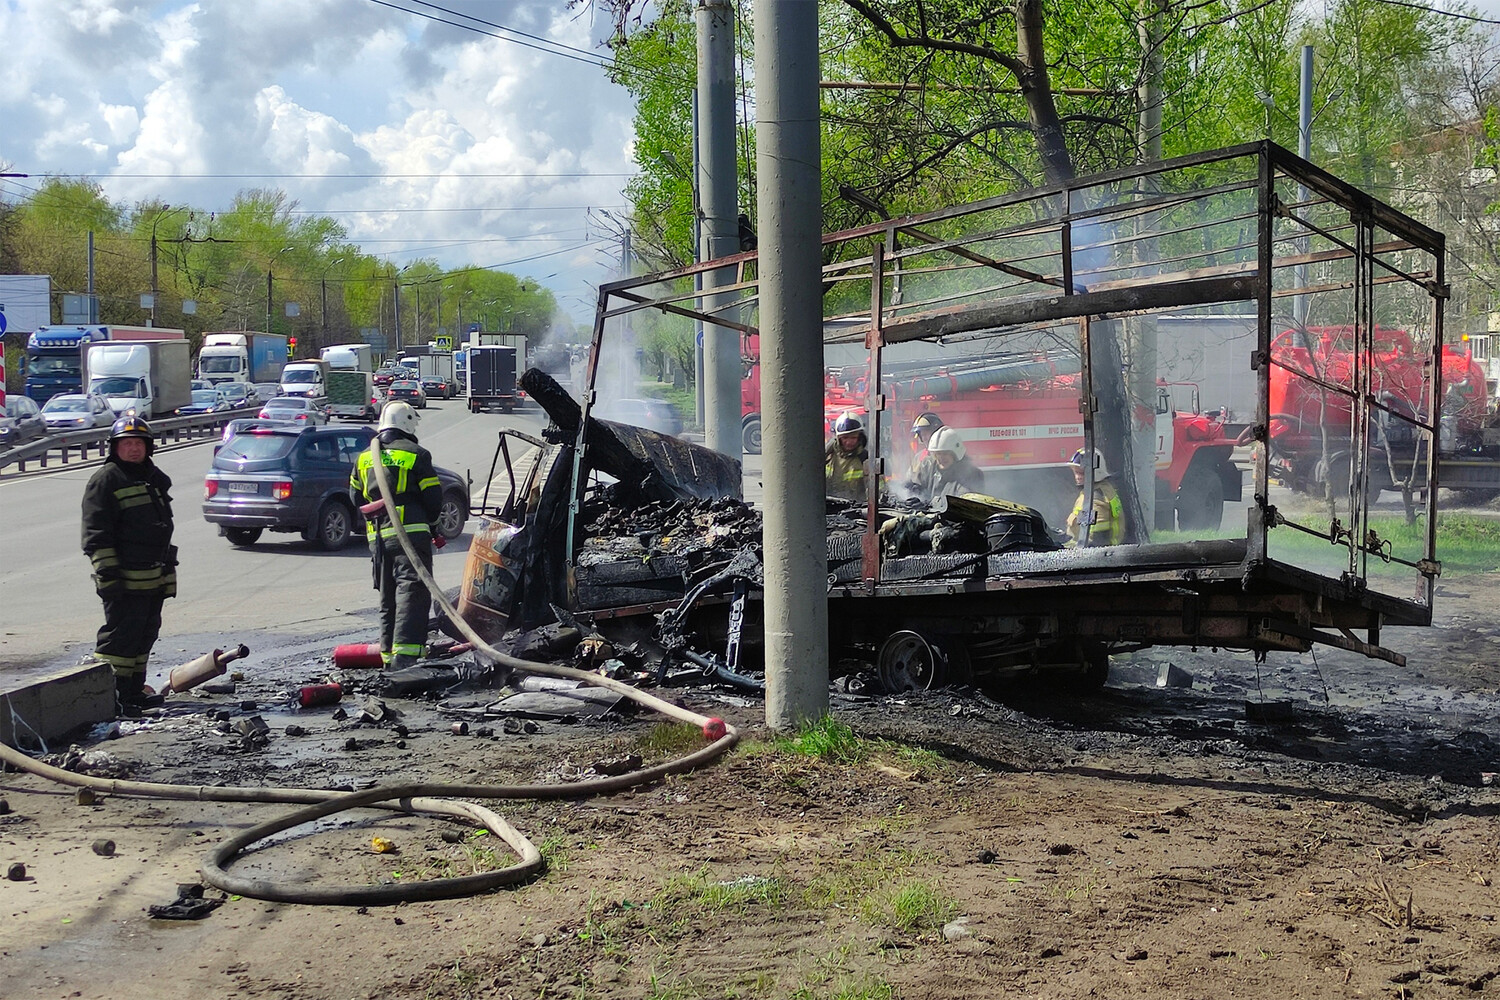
[41, 392, 116, 431]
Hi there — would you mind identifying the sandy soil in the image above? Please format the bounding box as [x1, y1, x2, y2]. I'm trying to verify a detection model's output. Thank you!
[2, 575, 1500, 1000]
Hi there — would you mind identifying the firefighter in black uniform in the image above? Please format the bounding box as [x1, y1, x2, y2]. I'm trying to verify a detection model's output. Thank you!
[349, 401, 444, 670]
[81, 414, 177, 709]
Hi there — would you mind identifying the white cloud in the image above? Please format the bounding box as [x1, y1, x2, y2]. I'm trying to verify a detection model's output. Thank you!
[0, 0, 638, 318]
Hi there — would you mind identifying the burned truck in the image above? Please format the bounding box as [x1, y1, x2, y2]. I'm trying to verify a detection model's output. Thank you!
[459, 141, 1445, 693]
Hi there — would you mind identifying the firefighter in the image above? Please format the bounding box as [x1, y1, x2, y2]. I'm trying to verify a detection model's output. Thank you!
[903, 411, 944, 499]
[1066, 447, 1124, 546]
[825, 411, 869, 501]
[81, 414, 177, 711]
[350, 401, 444, 670]
[923, 426, 985, 501]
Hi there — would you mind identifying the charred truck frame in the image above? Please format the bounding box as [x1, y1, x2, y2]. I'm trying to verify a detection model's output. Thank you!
[462, 142, 1444, 691]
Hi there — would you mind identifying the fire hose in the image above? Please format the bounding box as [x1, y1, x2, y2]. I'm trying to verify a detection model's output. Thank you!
[0, 436, 739, 906]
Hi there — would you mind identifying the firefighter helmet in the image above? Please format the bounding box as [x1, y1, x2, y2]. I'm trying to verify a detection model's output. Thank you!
[109, 413, 155, 455]
[911, 411, 944, 439]
[378, 401, 421, 437]
[928, 426, 966, 460]
[833, 411, 864, 436]
[1070, 447, 1111, 479]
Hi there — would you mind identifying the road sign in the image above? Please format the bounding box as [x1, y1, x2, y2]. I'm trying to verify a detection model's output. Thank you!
[434, 335, 452, 351]
[0, 309, 8, 335]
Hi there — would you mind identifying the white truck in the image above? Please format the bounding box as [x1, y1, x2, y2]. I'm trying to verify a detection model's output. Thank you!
[321, 343, 374, 373]
[279, 358, 331, 400]
[197, 331, 288, 385]
[416, 352, 456, 398]
[85, 341, 193, 417]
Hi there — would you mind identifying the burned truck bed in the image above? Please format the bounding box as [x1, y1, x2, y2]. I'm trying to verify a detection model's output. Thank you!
[462, 142, 1444, 691]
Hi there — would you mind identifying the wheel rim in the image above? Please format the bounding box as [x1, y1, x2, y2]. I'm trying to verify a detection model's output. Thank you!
[322, 506, 349, 544]
[438, 498, 463, 537]
[743, 419, 762, 454]
[877, 631, 939, 692]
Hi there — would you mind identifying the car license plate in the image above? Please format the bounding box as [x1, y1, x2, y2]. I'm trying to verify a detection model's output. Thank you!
[227, 482, 258, 493]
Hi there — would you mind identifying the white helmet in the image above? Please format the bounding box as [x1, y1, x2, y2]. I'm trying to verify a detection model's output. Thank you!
[378, 401, 420, 436]
[928, 426, 966, 461]
[1070, 447, 1110, 478]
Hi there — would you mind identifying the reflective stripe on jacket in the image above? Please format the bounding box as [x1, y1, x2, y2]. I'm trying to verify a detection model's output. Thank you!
[350, 435, 443, 541]
[81, 456, 176, 594]
[1067, 479, 1124, 546]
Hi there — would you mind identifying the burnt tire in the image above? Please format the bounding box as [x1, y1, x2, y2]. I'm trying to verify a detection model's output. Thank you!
[1175, 465, 1225, 531]
[436, 490, 467, 540]
[224, 527, 262, 547]
[313, 500, 353, 551]
[742, 416, 762, 455]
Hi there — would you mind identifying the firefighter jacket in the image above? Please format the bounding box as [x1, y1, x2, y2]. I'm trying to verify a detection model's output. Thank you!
[904, 452, 938, 500]
[1067, 478, 1124, 546]
[926, 455, 985, 503]
[350, 429, 443, 542]
[81, 456, 177, 597]
[825, 434, 868, 502]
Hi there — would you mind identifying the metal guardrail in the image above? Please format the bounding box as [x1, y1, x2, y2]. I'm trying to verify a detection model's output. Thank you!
[0, 406, 263, 476]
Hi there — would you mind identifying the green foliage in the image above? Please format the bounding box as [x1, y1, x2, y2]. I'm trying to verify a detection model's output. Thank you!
[1, 180, 556, 353]
[858, 879, 957, 934]
[775, 715, 869, 764]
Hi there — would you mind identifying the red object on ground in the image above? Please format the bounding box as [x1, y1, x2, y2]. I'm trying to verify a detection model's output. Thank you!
[332, 643, 384, 669]
[298, 683, 343, 708]
[702, 717, 727, 741]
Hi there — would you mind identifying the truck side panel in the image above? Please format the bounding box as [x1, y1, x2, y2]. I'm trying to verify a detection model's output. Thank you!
[249, 334, 289, 383]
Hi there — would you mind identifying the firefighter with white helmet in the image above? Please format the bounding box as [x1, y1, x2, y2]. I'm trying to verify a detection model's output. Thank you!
[922, 426, 985, 502]
[1066, 447, 1123, 546]
[825, 410, 869, 501]
[350, 401, 444, 669]
[81, 413, 177, 711]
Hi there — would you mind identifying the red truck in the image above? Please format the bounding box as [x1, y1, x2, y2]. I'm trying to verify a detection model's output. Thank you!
[742, 339, 1242, 530]
[1266, 325, 1489, 498]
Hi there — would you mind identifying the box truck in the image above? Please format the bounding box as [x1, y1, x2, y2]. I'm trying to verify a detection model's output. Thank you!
[416, 352, 456, 398]
[321, 343, 374, 373]
[280, 358, 331, 399]
[84, 340, 193, 417]
[196, 332, 288, 385]
[25, 326, 185, 405]
[467, 345, 519, 412]
[327, 369, 378, 421]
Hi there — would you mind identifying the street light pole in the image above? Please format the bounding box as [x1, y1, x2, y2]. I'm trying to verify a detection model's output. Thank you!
[267, 246, 296, 336]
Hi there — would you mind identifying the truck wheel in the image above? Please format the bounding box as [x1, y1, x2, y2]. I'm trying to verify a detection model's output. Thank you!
[312, 500, 352, 552]
[224, 527, 262, 547]
[742, 416, 762, 455]
[1175, 466, 1224, 531]
[876, 631, 942, 693]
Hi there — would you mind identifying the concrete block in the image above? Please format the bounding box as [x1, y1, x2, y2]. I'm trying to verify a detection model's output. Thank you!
[1155, 662, 1194, 689]
[0, 662, 115, 750]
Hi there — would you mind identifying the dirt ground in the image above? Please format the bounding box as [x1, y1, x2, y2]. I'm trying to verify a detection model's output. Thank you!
[3, 572, 1500, 1000]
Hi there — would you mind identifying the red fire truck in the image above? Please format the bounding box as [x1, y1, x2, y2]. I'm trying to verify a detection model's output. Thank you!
[1266, 326, 1489, 497]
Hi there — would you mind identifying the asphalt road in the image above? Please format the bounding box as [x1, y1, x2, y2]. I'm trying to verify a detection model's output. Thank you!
[0, 399, 547, 679]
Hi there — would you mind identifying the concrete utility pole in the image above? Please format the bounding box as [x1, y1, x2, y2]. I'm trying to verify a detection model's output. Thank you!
[697, 0, 742, 458]
[755, 0, 828, 730]
[1128, 0, 1165, 535]
[1295, 44, 1313, 327]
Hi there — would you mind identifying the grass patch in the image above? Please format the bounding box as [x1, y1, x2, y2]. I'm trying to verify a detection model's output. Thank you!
[859, 879, 957, 935]
[789, 977, 897, 1000]
[633, 722, 705, 759]
[776, 715, 869, 764]
[803, 842, 935, 909]
[656, 866, 788, 914]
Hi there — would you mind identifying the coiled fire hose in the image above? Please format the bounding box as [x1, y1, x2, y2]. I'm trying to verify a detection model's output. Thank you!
[0, 437, 739, 905]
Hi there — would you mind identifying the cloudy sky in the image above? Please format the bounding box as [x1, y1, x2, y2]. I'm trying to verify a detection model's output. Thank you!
[0, 0, 640, 324]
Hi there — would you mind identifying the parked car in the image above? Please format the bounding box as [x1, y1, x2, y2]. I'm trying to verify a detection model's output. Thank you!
[41, 392, 115, 431]
[596, 397, 685, 436]
[202, 425, 470, 550]
[387, 379, 427, 409]
[216, 382, 255, 408]
[420, 375, 453, 400]
[373, 366, 405, 388]
[258, 395, 329, 426]
[0, 396, 47, 447]
[176, 388, 236, 416]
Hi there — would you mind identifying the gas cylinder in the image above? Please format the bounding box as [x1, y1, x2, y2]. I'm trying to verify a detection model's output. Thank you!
[332, 643, 384, 669]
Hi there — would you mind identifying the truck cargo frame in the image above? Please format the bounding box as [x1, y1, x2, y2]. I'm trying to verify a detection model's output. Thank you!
[559, 142, 1446, 677]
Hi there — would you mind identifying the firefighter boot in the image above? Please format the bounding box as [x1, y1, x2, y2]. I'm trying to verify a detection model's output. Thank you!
[115, 672, 164, 714]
